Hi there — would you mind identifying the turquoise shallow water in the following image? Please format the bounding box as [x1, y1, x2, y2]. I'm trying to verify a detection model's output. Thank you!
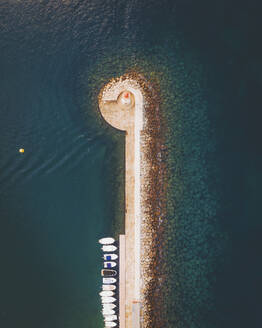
[0, 1, 262, 327]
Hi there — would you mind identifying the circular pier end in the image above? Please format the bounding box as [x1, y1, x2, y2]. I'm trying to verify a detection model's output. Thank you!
[98, 78, 143, 132]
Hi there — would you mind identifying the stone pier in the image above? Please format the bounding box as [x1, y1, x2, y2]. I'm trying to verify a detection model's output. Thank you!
[99, 78, 144, 328]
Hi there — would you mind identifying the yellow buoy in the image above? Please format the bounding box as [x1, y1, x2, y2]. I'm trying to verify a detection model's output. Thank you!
[19, 148, 24, 153]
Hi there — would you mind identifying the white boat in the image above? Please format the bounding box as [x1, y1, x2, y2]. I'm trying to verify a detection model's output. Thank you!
[99, 290, 114, 297]
[103, 254, 118, 261]
[104, 261, 117, 268]
[101, 296, 116, 303]
[102, 303, 116, 309]
[102, 245, 117, 252]
[103, 278, 117, 284]
[99, 237, 115, 245]
[105, 322, 117, 327]
[102, 309, 115, 316]
[104, 315, 118, 322]
[102, 285, 116, 291]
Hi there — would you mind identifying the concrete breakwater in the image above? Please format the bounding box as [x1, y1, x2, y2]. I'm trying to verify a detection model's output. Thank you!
[99, 73, 167, 328]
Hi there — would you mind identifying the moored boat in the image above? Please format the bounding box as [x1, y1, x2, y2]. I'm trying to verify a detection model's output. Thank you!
[103, 254, 118, 261]
[99, 290, 114, 297]
[99, 237, 115, 245]
[102, 285, 116, 291]
[102, 303, 116, 310]
[102, 245, 117, 252]
[103, 278, 117, 284]
[101, 269, 117, 277]
[104, 315, 117, 321]
[105, 322, 117, 327]
[102, 309, 115, 316]
[104, 261, 116, 268]
[101, 296, 116, 303]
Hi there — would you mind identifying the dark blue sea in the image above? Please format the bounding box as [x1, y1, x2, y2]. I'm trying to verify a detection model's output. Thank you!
[0, 1, 261, 327]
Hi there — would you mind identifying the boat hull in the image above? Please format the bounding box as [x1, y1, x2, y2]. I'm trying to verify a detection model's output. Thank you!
[102, 285, 116, 291]
[103, 254, 118, 261]
[102, 303, 116, 310]
[104, 261, 117, 268]
[104, 315, 118, 321]
[102, 309, 115, 315]
[99, 290, 114, 297]
[99, 237, 115, 245]
[102, 245, 117, 252]
[103, 278, 117, 284]
[101, 296, 116, 303]
[101, 269, 117, 277]
[105, 322, 117, 327]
